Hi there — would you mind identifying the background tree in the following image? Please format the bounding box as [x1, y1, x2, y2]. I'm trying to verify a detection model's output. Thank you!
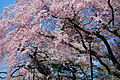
[0, 0, 120, 80]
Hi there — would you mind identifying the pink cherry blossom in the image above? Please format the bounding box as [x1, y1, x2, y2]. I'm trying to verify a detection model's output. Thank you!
[0, 0, 120, 79]
[21, 49, 30, 55]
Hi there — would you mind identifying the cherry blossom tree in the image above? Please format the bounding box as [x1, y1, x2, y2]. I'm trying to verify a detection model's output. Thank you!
[0, 0, 120, 79]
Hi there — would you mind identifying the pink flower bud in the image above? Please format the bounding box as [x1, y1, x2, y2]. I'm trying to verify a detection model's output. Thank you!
[25, 62, 31, 67]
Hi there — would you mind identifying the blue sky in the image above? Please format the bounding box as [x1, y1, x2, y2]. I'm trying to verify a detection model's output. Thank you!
[0, 0, 16, 13]
[0, 1, 16, 79]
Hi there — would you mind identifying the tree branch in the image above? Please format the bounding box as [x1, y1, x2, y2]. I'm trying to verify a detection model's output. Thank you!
[108, 0, 114, 25]
[72, 22, 120, 69]
[10, 67, 23, 78]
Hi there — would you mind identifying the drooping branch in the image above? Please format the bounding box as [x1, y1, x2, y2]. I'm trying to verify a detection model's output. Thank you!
[95, 33, 120, 68]
[74, 26, 111, 74]
[10, 67, 23, 78]
[111, 71, 120, 79]
[107, 28, 120, 39]
[75, 26, 120, 78]
[79, 65, 88, 79]
[63, 12, 119, 71]
[75, 28, 88, 50]
[0, 72, 7, 74]
[102, 24, 120, 39]
[91, 51, 111, 73]
[63, 41, 85, 54]
[0, 76, 6, 79]
[0, 72, 7, 79]
[74, 23, 120, 67]
[67, 18, 120, 71]
[72, 28, 111, 74]
[108, 0, 114, 25]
